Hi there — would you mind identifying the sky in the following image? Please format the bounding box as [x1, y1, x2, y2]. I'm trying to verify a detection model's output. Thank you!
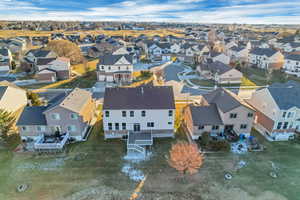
[0, 0, 300, 24]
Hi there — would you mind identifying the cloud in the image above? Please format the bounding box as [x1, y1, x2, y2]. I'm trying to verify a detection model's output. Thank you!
[0, 0, 299, 24]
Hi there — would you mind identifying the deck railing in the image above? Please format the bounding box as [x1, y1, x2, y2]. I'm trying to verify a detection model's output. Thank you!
[34, 133, 70, 150]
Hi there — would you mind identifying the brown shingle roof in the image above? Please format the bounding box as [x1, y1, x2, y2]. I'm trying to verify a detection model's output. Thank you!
[103, 86, 175, 110]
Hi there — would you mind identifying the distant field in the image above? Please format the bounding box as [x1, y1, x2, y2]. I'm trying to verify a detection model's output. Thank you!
[0, 29, 184, 38]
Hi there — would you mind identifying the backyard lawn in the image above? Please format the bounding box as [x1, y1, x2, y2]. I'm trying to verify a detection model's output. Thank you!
[0, 120, 300, 200]
[241, 67, 300, 86]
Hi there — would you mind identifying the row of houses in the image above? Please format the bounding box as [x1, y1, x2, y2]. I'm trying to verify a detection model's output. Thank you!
[13, 80, 300, 155]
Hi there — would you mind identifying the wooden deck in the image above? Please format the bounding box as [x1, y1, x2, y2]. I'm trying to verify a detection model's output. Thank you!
[128, 131, 153, 146]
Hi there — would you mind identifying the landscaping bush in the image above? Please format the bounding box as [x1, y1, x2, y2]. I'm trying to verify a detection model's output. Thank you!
[199, 132, 210, 148]
[208, 140, 231, 152]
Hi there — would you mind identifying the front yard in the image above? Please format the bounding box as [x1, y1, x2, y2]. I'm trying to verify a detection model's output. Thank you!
[0, 121, 300, 200]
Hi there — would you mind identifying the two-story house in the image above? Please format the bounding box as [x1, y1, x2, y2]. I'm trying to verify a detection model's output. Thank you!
[283, 54, 300, 77]
[227, 46, 248, 63]
[35, 57, 71, 82]
[21, 49, 57, 72]
[103, 86, 175, 157]
[198, 61, 243, 84]
[247, 81, 300, 141]
[0, 47, 13, 73]
[96, 54, 133, 84]
[249, 48, 284, 70]
[16, 88, 95, 151]
[184, 88, 255, 140]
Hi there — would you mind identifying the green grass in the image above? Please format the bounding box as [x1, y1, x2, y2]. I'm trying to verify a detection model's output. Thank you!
[190, 79, 215, 87]
[1, 123, 300, 199]
[56, 71, 97, 88]
[241, 67, 300, 85]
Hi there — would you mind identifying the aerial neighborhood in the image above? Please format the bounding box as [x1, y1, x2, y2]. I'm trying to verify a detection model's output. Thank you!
[0, 20, 300, 199]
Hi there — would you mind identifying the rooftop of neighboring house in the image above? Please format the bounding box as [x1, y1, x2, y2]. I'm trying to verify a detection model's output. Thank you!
[97, 54, 133, 66]
[230, 46, 245, 52]
[16, 106, 48, 126]
[249, 47, 278, 57]
[189, 104, 223, 126]
[200, 61, 234, 75]
[210, 51, 223, 58]
[0, 47, 9, 56]
[17, 88, 92, 126]
[156, 42, 171, 49]
[289, 42, 300, 48]
[103, 86, 175, 110]
[25, 49, 55, 58]
[46, 88, 92, 114]
[268, 81, 300, 110]
[36, 57, 56, 65]
[202, 88, 253, 113]
[285, 54, 300, 61]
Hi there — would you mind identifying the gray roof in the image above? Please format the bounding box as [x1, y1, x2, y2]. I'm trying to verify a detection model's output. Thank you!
[0, 48, 9, 56]
[26, 49, 53, 58]
[16, 106, 47, 126]
[250, 48, 277, 57]
[103, 86, 175, 110]
[45, 88, 92, 114]
[190, 104, 223, 126]
[98, 54, 133, 65]
[0, 86, 8, 100]
[36, 58, 56, 65]
[268, 81, 300, 110]
[203, 88, 242, 113]
[285, 54, 300, 61]
[230, 46, 244, 52]
[201, 61, 232, 75]
[290, 42, 300, 48]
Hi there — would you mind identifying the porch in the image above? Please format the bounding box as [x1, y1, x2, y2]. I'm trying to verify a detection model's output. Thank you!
[126, 131, 153, 158]
[34, 132, 70, 152]
[113, 71, 132, 83]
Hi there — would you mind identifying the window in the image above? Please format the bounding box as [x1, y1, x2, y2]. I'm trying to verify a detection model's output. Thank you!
[108, 66, 111, 70]
[118, 66, 121, 70]
[101, 66, 104, 70]
[51, 113, 60, 120]
[122, 123, 126, 130]
[147, 122, 154, 127]
[230, 113, 237, 118]
[198, 125, 204, 130]
[105, 111, 110, 117]
[168, 110, 173, 117]
[130, 111, 134, 117]
[108, 123, 112, 130]
[37, 126, 45, 132]
[168, 122, 172, 125]
[240, 124, 247, 129]
[67, 125, 76, 132]
[283, 122, 289, 129]
[141, 111, 146, 117]
[22, 126, 27, 131]
[248, 113, 253, 118]
[277, 122, 282, 129]
[115, 123, 119, 130]
[70, 113, 78, 119]
[287, 112, 294, 118]
[122, 111, 126, 117]
[212, 125, 219, 130]
[282, 112, 287, 118]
